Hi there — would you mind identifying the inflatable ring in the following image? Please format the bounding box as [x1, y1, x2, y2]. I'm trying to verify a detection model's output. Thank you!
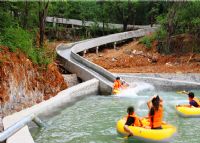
[116, 118, 176, 142]
[176, 105, 200, 117]
[113, 89, 121, 95]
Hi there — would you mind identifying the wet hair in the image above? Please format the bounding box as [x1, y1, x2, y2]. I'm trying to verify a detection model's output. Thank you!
[127, 106, 134, 115]
[188, 92, 194, 99]
[150, 95, 160, 116]
[116, 77, 120, 80]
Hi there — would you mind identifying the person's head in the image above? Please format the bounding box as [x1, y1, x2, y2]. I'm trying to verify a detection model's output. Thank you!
[188, 92, 194, 101]
[127, 106, 134, 115]
[152, 95, 160, 111]
[116, 77, 120, 81]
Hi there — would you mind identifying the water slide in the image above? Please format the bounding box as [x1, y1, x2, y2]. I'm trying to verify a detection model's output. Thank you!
[46, 16, 158, 30]
[56, 27, 157, 95]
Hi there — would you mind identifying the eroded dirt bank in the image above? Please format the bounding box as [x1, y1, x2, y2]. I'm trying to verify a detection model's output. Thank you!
[85, 40, 200, 73]
[0, 46, 67, 131]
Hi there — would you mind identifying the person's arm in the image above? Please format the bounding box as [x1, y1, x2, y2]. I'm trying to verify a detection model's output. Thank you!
[147, 96, 155, 109]
[124, 116, 134, 136]
[182, 90, 189, 94]
[159, 96, 163, 106]
[138, 118, 143, 127]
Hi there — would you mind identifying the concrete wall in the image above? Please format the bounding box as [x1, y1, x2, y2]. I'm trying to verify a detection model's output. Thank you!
[117, 73, 200, 90]
[3, 78, 99, 143]
[71, 29, 155, 53]
[57, 53, 112, 95]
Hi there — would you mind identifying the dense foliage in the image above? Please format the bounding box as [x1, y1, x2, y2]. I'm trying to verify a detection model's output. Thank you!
[0, 1, 200, 64]
[155, 2, 200, 53]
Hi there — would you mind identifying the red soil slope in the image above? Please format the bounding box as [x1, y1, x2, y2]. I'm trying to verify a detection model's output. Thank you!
[85, 40, 200, 73]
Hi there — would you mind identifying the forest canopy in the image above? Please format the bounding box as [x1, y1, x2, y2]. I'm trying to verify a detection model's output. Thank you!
[0, 1, 200, 64]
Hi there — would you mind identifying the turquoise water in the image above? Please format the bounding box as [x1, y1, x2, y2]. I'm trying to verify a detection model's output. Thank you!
[32, 89, 200, 143]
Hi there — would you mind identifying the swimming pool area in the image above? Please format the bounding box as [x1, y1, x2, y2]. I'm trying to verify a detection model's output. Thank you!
[31, 82, 200, 143]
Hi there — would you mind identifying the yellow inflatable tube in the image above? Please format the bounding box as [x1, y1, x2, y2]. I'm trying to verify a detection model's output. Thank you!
[176, 106, 200, 117]
[116, 118, 176, 142]
[112, 89, 121, 95]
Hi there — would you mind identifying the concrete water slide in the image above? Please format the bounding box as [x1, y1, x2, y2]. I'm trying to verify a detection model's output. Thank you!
[46, 16, 158, 30]
[56, 27, 157, 95]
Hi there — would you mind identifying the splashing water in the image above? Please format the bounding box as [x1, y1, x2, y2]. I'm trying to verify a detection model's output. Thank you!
[115, 82, 155, 98]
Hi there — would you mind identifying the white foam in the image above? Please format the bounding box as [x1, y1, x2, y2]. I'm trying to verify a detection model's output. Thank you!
[115, 82, 154, 98]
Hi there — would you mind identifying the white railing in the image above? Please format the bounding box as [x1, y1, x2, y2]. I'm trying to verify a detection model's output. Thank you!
[0, 114, 44, 142]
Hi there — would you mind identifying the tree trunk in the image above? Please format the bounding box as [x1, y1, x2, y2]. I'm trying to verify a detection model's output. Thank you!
[123, 19, 128, 32]
[102, 20, 105, 35]
[38, 1, 49, 48]
[166, 4, 177, 53]
[123, 0, 134, 31]
[150, 16, 153, 27]
[23, 1, 28, 29]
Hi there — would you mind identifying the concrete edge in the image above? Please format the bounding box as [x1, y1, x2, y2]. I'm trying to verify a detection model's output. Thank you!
[71, 52, 116, 82]
[3, 78, 99, 143]
[56, 28, 157, 93]
[70, 29, 156, 81]
[117, 73, 200, 90]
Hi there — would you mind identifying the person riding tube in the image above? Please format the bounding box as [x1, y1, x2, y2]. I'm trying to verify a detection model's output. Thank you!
[113, 77, 122, 94]
[188, 92, 200, 107]
[124, 106, 143, 136]
[177, 91, 200, 108]
[147, 95, 163, 129]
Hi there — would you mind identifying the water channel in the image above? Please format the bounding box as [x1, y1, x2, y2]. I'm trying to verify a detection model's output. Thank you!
[31, 82, 200, 143]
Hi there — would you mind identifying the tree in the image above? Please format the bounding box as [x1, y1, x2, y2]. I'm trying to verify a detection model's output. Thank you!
[0, 2, 14, 33]
[166, 2, 178, 52]
[148, 2, 159, 27]
[111, 0, 136, 31]
[38, 0, 49, 48]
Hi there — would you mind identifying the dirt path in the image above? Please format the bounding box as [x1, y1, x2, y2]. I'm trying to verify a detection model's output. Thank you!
[85, 41, 200, 73]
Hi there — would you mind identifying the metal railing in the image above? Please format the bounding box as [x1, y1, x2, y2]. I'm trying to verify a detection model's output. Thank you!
[0, 114, 44, 142]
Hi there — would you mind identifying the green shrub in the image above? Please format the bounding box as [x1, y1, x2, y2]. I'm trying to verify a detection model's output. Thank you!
[139, 35, 154, 49]
[27, 47, 53, 66]
[139, 28, 167, 50]
[36, 48, 52, 65]
[1, 27, 33, 52]
[154, 28, 167, 40]
[0, 27, 52, 65]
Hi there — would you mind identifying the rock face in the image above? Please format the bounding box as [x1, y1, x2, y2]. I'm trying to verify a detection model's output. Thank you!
[0, 47, 67, 131]
[62, 74, 79, 87]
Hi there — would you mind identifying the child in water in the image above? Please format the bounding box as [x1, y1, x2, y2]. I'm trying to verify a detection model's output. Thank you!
[147, 95, 163, 129]
[124, 106, 142, 136]
[177, 91, 200, 107]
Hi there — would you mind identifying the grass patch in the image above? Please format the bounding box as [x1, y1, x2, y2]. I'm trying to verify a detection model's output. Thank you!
[0, 27, 53, 66]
